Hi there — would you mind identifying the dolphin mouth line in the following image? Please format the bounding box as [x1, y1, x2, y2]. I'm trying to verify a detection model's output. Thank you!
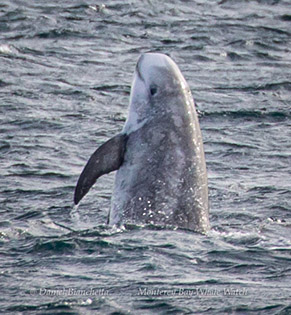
[124, 116, 150, 136]
[136, 53, 151, 83]
[125, 107, 169, 136]
[135, 62, 145, 83]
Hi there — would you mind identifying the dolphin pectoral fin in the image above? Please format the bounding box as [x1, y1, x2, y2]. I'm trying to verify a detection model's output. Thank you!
[74, 133, 127, 205]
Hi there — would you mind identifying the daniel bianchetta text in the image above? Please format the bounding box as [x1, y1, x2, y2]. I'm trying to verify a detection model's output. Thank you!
[30, 288, 109, 296]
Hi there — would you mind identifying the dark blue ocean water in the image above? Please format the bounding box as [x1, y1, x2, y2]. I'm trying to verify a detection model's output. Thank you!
[0, 0, 290, 314]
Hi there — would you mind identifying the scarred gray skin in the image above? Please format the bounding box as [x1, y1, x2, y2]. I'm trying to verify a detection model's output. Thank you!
[110, 53, 209, 233]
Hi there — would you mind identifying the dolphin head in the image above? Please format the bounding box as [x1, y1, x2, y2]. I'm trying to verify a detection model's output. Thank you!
[123, 53, 193, 134]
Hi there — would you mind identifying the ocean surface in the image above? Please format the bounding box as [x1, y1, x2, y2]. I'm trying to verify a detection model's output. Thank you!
[0, 0, 290, 314]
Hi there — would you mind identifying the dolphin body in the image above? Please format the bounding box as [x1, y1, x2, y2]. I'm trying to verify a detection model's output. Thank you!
[74, 53, 210, 233]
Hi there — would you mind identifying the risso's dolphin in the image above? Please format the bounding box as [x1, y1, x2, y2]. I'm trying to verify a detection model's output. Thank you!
[74, 53, 210, 233]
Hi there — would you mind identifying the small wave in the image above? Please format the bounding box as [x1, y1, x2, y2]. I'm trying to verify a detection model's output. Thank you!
[221, 304, 286, 314]
[33, 29, 92, 39]
[0, 8, 26, 23]
[92, 84, 130, 94]
[14, 210, 42, 221]
[202, 110, 289, 121]
[29, 238, 77, 255]
[206, 140, 257, 149]
[6, 171, 70, 179]
[7, 298, 94, 313]
[134, 300, 190, 313]
[0, 44, 18, 55]
[279, 14, 291, 21]
[0, 141, 11, 153]
[0, 79, 11, 88]
[256, 81, 291, 91]
[191, 54, 213, 62]
[259, 26, 290, 36]
[215, 81, 291, 92]
[110, 113, 126, 122]
[226, 51, 246, 61]
[6, 118, 63, 131]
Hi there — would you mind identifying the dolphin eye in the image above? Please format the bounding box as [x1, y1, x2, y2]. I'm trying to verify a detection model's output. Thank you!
[150, 85, 158, 96]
